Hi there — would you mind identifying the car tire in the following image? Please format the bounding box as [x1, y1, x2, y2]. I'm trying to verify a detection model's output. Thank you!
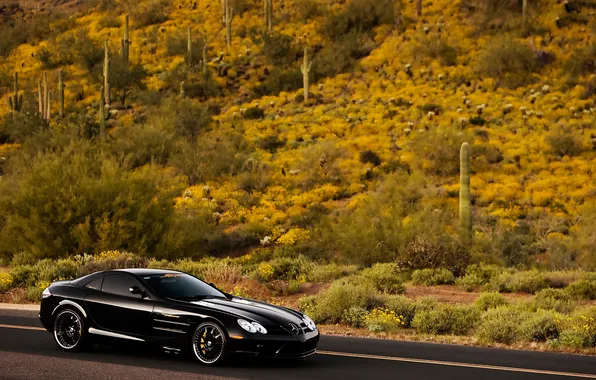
[191, 321, 228, 366]
[53, 308, 89, 352]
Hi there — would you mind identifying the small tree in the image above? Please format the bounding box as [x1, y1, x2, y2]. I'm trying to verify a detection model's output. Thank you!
[110, 59, 148, 105]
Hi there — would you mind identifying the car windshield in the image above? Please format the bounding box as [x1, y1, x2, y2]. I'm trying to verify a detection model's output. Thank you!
[142, 273, 227, 300]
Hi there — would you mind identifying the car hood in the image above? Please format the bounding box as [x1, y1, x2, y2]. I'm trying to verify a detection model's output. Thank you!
[188, 296, 306, 327]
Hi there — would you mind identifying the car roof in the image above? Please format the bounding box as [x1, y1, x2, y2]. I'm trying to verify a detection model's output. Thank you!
[112, 268, 183, 276]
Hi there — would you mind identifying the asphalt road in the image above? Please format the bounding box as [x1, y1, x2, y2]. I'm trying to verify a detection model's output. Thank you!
[1, 310, 595, 380]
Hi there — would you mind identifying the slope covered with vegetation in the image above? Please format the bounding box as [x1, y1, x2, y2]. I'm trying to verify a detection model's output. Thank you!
[0, 0, 595, 274]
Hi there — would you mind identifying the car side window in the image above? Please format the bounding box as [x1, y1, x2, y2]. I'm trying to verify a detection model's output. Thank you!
[85, 277, 103, 290]
[101, 274, 144, 298]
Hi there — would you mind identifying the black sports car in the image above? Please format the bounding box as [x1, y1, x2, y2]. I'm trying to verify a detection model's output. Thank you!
[39, 269, 319, 365]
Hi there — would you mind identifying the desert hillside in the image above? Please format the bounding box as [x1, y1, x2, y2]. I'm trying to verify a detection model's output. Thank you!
[0, 0, 595, 269]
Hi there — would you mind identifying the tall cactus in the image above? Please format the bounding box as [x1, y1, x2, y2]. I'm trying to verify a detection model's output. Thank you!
[202, 44, 209, 79]
[38, 79, 43, 115]
[264, 0, 273, 32]
[103, 39, 111, 105]
[8, 72, 23, 112]
[58, 69, 64, 118]
[459, 142, 472, 245]
[46, 90, 51, 121]
[300, 47, 312, 103]
[43, 71, 50, 121]
[123, 14, 130, 64]
[99, 86, 107, 141]
[225, 0, 233, 53]
[187, 26, 193, 67]
[522, 0, 528, 23]
[180, 81, 185, 97]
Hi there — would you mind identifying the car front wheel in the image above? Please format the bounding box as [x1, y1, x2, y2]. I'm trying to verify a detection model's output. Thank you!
[191, 321, 228, 365]
[53, 308, 89, 351]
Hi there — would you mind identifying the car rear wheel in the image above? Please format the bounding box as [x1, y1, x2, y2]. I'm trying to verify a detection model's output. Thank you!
[191, 321, 228, 365]
[53, 308, 88, 351]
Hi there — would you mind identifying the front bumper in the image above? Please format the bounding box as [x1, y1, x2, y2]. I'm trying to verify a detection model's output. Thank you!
[228, 329, 319, 358]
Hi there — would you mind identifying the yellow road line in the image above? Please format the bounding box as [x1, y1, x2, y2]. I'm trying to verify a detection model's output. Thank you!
[0, 323, 46, 331]
[317, 350, 596, 379]
[1, 323, 594, 379]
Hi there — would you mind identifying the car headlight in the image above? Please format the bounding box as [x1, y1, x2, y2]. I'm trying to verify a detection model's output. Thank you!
[303, 315, 316, 331]
[237, 319, 267, 334]
[42, 287, 52, 299]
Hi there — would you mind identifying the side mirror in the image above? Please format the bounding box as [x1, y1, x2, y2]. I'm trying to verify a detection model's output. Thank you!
[209, 282, 216, 288]
[129, 286, 147, 298]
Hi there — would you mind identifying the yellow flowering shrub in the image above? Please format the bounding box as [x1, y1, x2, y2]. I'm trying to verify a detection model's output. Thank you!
[276, 228, 310, 246]
[0, 272, 13, 292]
[364, 308, 406, 332]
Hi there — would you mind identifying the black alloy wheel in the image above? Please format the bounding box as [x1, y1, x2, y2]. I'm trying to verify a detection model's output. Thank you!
[53, 308, 87, 351]
[192, 321, 228, 365]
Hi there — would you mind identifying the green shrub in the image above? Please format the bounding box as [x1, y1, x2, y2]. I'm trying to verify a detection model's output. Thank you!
[320, 0, 396, 41]
[361, 263, 406, 294]
[298, 295, 318, 316]
[519, 309, 560, 342]
[261, 32, 299, 66]
[409, 128, 473, 176]
[412, 304, 481, 335]
[566, 277, 596, 300]
[490, 270, 548, 294]
[477, 36, 538, 88]
[341, 306, 368, 327]
[129, 0, 169, 27]
[310, 280, 382, 324]
[555, 330, 592, 349]
[201, 260, 244, 284]
[172, 259, 210, 278]
[553, 307, 596, 348]
[475, 292, 508, 311]
[359, 150, 382, 166]
[26, 286, 43, 302]
[411, 37, 458, 66]
[531, 288, 575, 313]
[544, 271, 585, 289]
[414, 296, 440, 313]
[385, 295, 416, 327]
[10, 251, 37, 266]
[477, 306, 530, 344]
[243, 107, 265, 120]
[546, 128, 584, 157]
[456, 273, 485, 292]
[9, 265, 36, 287]
[307, 263, 358, 283]
[412, 268, 455, 286]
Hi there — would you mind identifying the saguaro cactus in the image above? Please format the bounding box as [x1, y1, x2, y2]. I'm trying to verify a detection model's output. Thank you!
[8, 72, 23, 112]
[99, 86, 107, 140]
[202, 44, 209, 78]
[300, 47, 312, 102]
[264, 0, 273, 32]
[522, 0, 528, 23]
[225, 0, 233, 53]
[187, 26, 193, 67]
[180, 81, 185, 97]
[459, 142, 472, 244]
[43, 71, 50, 121]
[58, 69, 65, 118]
[416, 0, 422, 19]
[103, 39, 111, 105]
[123, 14, 130, 64]
[38, 79, 43, 115]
